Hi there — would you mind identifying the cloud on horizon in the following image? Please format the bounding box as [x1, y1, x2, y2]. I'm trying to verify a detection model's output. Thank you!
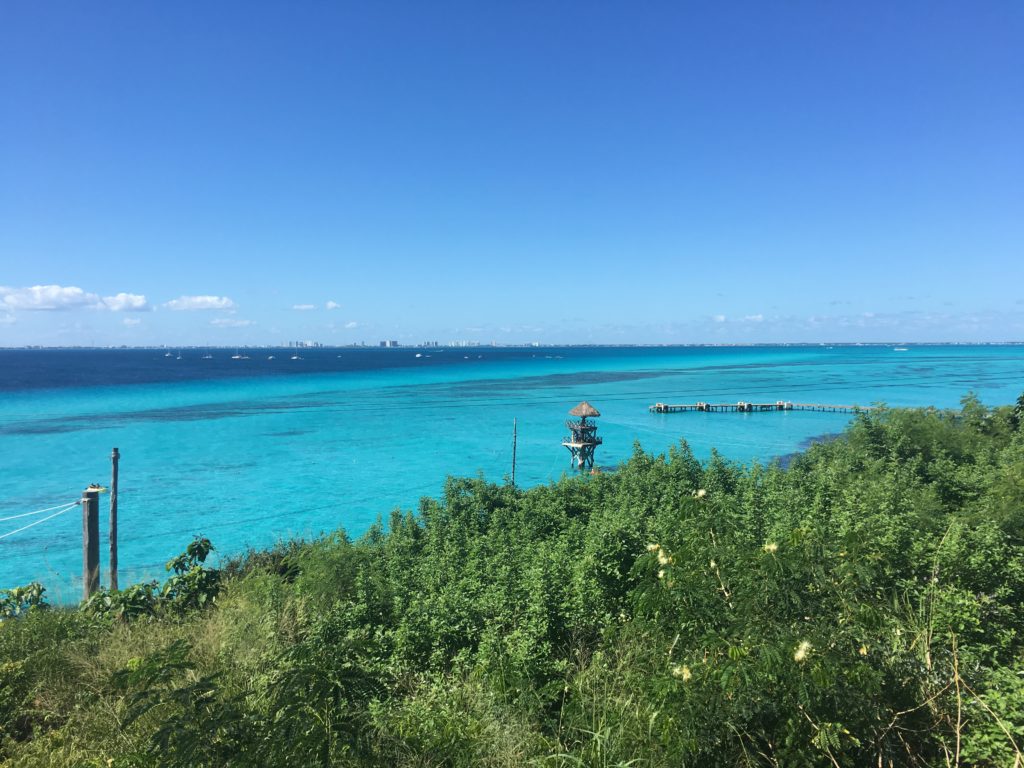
[686, 308, 1024, 342]
[292, 304, 316, 311]
[325, 300, 340, 310]
[165, 295, 236, 311]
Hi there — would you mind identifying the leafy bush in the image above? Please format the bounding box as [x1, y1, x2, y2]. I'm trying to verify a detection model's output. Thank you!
[0, 583, 46, 620]
[83, 581, 159, 622]
[162, 536, 221, 613]
[81, 537, 221, 624]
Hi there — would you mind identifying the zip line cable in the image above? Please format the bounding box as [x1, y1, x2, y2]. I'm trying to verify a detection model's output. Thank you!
[130, 479, 437, 543]
[0, 500, 80, 523]
[0, 502, 79, 541]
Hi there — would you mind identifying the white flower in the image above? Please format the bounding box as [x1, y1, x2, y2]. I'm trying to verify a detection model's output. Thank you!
[763, 542, 778, 554]
[657, 551, 670, 566]
[646, 543, 660, 552]
[693, 488, 707, 499]
[794, 640, 812, 663]
[671, 664, 692, 681]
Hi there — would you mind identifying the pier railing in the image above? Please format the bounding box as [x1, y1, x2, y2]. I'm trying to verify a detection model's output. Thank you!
[562, 434, 603, 445]
[649, 401, 871, 415]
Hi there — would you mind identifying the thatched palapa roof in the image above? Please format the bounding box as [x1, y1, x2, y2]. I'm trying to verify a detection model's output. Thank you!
[569, 401, 601, 418]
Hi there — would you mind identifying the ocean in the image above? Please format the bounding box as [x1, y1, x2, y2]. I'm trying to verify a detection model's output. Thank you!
[1, 344, 1022, 599]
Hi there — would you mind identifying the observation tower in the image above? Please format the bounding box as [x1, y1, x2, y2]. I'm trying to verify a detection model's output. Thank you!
[562, 401, 602, 469]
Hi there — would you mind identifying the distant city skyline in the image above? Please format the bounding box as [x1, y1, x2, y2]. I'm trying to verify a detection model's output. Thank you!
[2, 3, 1022, 346]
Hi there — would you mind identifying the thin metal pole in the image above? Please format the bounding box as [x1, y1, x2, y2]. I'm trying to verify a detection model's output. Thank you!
[511, 418, 517, 488]
[110, 447, 119, 591]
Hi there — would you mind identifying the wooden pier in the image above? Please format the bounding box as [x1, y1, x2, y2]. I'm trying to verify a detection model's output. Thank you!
[649, 400, 870, 415]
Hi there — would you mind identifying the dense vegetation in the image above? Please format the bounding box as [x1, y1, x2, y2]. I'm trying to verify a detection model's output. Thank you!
[3, 395, 1024, 766]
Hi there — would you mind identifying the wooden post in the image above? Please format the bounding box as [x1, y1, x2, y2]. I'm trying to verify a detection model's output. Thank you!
[109, 448, 119, 592]
[511, 418, 517, 488]
[82, 488, 100, 601]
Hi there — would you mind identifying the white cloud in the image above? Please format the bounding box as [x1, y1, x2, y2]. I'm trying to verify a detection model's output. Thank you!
[744, 314, 764, 323]
[325, 300, 340, 310]
[122, 317, 142, 326]
[345, 320, 358, 329]
[1, 284, 100, 311]
[712, 314, 726, 323]
[292, 304, 316, 311]
[210, 318, 254, 328]
[0, 285, 152, 314]
[103, 292, 149, 312]
[164, 295, 236, 311]
[0, 313, 14, 325]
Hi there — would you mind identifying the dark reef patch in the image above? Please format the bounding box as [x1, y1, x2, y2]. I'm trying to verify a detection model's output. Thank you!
[775, 432, 842, 469]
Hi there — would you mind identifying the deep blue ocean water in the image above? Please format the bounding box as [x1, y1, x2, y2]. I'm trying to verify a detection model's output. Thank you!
[1, 344, 1022, 599]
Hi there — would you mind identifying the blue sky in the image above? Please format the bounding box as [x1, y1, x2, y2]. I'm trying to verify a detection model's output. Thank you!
[1, 2, 1021, 345]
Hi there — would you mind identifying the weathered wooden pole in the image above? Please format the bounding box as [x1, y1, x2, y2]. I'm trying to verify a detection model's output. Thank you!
[511, 418, 517, 488]
[109, 447, 119, 592]
[82, 488, 100, 601]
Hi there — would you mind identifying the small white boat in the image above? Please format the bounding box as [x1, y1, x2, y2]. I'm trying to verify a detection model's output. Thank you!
[202, 354, 213, 359]
[415, 353, 423, 358]
[267, 355, 275, 360]
[164, 351, 174, 358]
[290, 355, 302, 360]
[893, 347, 909, 352]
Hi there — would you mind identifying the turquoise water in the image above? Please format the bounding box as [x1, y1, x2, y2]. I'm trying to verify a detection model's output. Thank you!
[2, 344, 1022, 599]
